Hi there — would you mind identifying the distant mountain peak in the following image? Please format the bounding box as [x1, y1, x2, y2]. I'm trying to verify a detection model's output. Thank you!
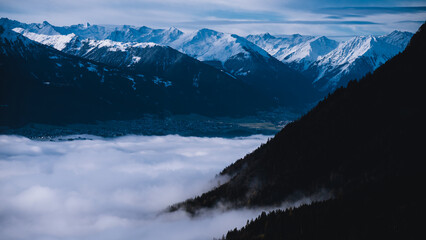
[138, 26, 152, 31]
[196, 28, 221, 38]
[168, 26, 179, 31]
[387, 30, 411, 36]
[164, 26, 183, 37]
[76, 22, 91, 28]
[261, 33, 274, 39]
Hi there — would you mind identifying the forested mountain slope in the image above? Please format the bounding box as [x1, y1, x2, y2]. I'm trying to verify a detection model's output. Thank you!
[171, 22, 426, 216]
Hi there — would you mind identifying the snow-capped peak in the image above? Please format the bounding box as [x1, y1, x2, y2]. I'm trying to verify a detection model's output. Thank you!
[167, 26, 181, 34]
[196, 28, 221, 38]
[169, 28, 270, 63]
[260, 33, 274, 39]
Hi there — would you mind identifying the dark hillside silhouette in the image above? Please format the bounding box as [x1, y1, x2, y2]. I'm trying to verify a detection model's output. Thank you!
[171, 21, 426, 224]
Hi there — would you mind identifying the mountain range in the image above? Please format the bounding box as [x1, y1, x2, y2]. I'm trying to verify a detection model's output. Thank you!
[0, 26, 274, 126]
[0, 17, 414, 127]
[2, 18, 318, 108]
[2, 18, 412, 96]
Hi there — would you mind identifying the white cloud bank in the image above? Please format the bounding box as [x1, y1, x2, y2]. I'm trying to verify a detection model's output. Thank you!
[0, 134, 280, 240]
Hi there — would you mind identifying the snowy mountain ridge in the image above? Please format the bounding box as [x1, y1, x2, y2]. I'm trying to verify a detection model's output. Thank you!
[169, 28, 271, 63]
[13, 27, 159, 52]
[307, 31, 413, 90]
[317, 31, 412, 68]
[247, 30, 413, 91]
[3, 18, 268, 65]
[12, 27, 164, 70]
[246, 33, 339, 69]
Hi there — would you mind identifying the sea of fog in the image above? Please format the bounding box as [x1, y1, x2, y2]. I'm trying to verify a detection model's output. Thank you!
[0, 134, 318, 240]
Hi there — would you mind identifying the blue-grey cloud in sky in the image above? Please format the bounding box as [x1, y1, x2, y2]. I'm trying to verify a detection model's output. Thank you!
[0, 0, 425, 37]
[179, 19, 379, 26]
[318, 6, 426, 17]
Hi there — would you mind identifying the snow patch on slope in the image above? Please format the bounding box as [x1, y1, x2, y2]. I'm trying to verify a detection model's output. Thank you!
[126, 76, 136, 90]
[153, 76, 172, 87]
[132, 56, 141, 64]
[13, 27, 75, 51]
[86, 39, 158, 52]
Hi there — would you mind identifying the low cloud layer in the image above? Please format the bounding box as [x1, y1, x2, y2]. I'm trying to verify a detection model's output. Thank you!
[0, 134, 282, 240]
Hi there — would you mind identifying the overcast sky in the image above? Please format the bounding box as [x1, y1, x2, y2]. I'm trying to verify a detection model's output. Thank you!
[0, 0, 425, 37]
